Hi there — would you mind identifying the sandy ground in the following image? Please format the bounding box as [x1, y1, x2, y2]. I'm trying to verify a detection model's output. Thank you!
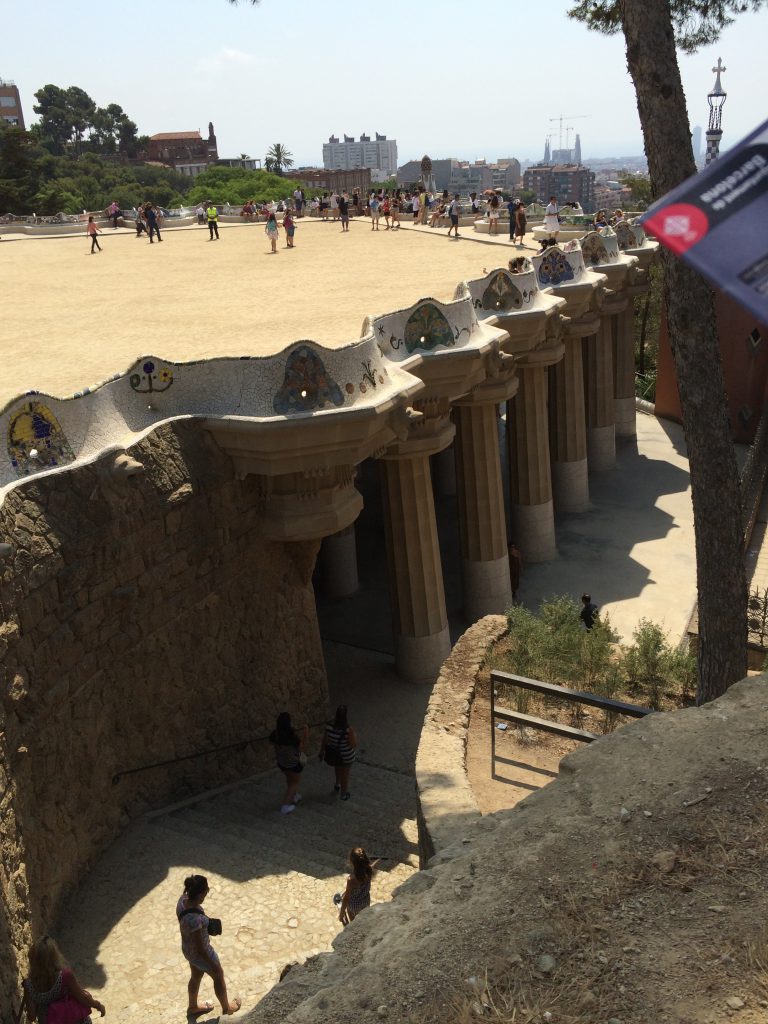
[0, 220, 531, 410]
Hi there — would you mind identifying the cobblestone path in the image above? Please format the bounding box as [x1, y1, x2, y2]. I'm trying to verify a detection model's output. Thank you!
[57, 759, 418, 1023]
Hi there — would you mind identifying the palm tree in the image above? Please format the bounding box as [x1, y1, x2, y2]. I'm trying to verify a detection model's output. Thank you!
[265, 143, 293, 176]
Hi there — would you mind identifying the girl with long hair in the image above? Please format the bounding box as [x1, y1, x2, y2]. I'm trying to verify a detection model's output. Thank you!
[22, 935, 105, 1023]
[338, 847, 379, 925]
[270, 712, 308, 814]
[319, 704, 357, 801]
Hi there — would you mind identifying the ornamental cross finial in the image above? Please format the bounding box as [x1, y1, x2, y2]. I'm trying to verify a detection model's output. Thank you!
[712, 57, 726, 75]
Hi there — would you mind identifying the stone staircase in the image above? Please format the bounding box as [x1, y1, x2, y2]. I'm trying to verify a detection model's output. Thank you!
[58, 760, 419, 1024]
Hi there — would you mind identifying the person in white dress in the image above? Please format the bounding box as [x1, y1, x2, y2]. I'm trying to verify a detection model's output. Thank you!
[543, 194, 560, 239]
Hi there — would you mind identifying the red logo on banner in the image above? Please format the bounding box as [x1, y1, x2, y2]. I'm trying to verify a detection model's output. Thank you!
[644, 203, 709, 255]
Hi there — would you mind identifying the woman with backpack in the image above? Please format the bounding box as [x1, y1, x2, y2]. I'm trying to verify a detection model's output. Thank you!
[21, 935, 105, 1024]
[319, 704, 357, 800]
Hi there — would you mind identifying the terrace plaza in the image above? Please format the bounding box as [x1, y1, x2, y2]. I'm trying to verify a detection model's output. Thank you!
[1, 220, 516, 408]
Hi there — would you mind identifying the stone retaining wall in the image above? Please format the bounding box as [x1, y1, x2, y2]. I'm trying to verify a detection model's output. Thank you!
[414, 615, 508, 865]
[0, 422, 328, 1010]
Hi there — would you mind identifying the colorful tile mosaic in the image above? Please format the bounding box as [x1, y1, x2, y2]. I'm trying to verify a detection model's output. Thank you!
[403, 303, 456, 354]
[129, 360, 174, 394]
[614, 221, 637, 251]
[536, 250, 575, 287]
[481, 271, 524, 312]
[7, 401, 74, 476]
[580, 234, 611, 267]
[273, 345, 345, 414]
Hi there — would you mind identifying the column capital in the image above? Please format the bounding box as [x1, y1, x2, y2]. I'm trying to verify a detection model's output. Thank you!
[255, 465, 362, 541]
[380, 409, 455, 460]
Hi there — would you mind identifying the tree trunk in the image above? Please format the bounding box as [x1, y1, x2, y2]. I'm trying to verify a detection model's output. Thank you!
[620, 0, 746, 703]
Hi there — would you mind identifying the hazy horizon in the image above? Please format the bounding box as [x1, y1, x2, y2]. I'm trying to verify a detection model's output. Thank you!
[6, 0, 765, 171]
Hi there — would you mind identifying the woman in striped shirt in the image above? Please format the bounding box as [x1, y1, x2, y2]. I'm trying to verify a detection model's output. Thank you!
[320, 704, 357, 801]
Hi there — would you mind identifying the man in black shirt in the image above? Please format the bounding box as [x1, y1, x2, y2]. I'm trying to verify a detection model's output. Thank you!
[580, 592, 598, 630]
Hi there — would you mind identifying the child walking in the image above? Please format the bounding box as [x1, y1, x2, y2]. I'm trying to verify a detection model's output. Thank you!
[265, 211, 279, 253]
[282, 211, 296, 248]
[337, 847, 379, 925]
[87, 215, 102, 253]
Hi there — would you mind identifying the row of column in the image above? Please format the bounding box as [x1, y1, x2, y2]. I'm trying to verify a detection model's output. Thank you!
[319, 282, 642, 683]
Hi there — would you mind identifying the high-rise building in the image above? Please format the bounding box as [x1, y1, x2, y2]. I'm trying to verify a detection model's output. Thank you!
[0, 79, 25, 129]
[523, 164, 596, 211]
[323, 134, 398, 176]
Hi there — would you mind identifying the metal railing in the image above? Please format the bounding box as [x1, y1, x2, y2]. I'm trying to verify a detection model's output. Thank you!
[489, 670, 653, 768]
[112, 719, 327, 785]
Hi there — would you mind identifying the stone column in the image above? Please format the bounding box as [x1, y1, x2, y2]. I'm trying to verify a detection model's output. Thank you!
[320, 523, 358, 597]
[507, 332, 564, 562]
[613, 304, 636, 438]
[548, 312, 597, 513]
[583, 303, 620, 472]
[379, 423, 454, 684]
[454, 377, 517, 618]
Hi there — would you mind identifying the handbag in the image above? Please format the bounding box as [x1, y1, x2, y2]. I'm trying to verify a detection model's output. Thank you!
[324, 745, 342, 767]
[47, 994, 90, 1024]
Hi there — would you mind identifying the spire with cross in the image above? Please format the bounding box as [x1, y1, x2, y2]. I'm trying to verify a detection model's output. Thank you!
[705, 57, 727, 165]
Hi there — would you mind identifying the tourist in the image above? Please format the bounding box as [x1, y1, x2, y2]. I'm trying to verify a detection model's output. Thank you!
[330, 192, 339, 221]
[176, 874, 241, 1016]
[580, 592, 599, 631]
[269, 711, 308, 812]
[487, 192, 500, 235]
[196, 204, 206, 225]
[135, 206, 147, 237]
[352, 191, 361, 217]
[411, 191, 420, 223]
[543, 194, 560, 242]
[108, 200, 120, 228]
[428, 202, 444, 228]
[22, 935, 106, 1023]
[338, 192, 350, 232]
[369, 192, 380, 231]
[507, 198, 517, 240]
[447, 193, 461, 239]
[145, 203, 162, 244]
[282, 210, 296, 248]
[514, 202, 527, 247]
[265, 210, 279, 253]
[470, 191, 481, 221]
[293, 185, 303, 216]
[86, 216, 102, 254]
[206, 201, 219, 241]
[337, 848, 379, 925]
[319, 192, 329, 221]
[381, 193, 391, 229]
[612, 208, 625, 226]
[420, 190, 430, 225]
[593, 209, 608, 231]
[319, 704, 357, 799]
[390, 194, 401, 230]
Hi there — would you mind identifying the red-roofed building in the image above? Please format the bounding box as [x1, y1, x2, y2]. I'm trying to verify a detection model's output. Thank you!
[145, 123, 218, 176]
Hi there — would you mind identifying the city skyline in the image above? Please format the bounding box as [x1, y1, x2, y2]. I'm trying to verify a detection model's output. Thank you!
[5, 0, 766, 170]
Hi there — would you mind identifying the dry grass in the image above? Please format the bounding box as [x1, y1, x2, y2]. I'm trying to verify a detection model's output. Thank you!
[410, 770, 768, 1023]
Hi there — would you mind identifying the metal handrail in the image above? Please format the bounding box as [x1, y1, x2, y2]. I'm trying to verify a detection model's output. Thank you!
[489, 671, 653, 768]
[111, 719, 328, 785]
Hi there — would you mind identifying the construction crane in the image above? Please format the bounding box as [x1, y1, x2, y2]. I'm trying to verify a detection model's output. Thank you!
[548, 114, 591, 151]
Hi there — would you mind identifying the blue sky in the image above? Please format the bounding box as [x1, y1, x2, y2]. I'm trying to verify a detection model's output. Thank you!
[6, 0, 767, 166]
